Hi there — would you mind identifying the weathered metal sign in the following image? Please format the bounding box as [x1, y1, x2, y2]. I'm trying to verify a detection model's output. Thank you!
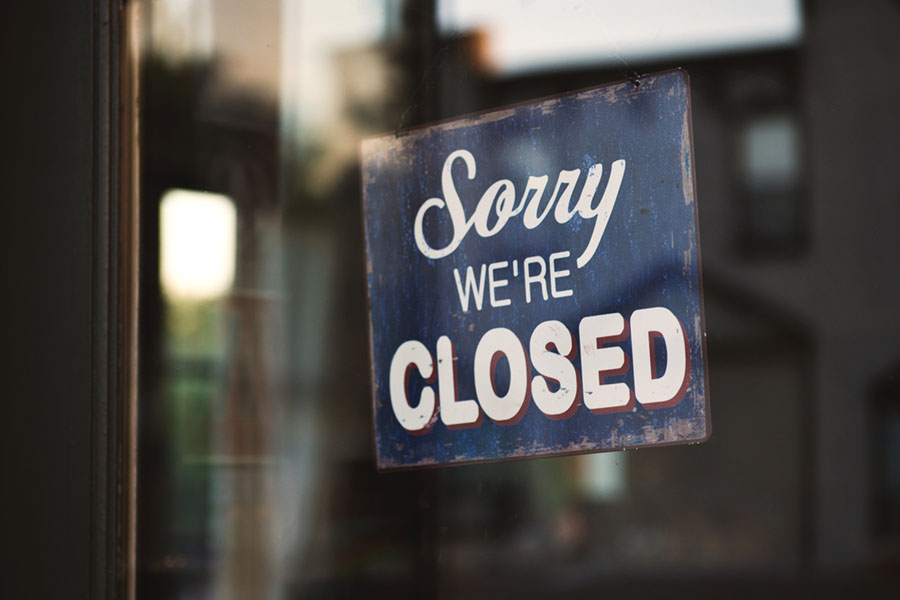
[362, 69, 709, 470]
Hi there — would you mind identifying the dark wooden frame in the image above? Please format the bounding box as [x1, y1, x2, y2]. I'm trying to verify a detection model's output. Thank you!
[3, 1, 136, 598]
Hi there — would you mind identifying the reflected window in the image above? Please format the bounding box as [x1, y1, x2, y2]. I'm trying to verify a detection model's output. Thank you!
[719, 58, 807, 258]
[740, 114, 800, 192]
[736, 111, 806, 254]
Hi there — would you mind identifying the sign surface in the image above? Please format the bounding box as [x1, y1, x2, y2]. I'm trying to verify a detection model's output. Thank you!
[362, 70, 709, 470]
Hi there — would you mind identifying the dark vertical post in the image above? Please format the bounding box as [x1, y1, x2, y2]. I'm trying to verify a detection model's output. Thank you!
[399, 0, 441, 128]
[2, 1, 128, 598]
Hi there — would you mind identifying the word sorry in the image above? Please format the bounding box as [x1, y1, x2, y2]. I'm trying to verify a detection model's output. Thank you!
[389, 307, 690, 433]
[414, 149, 626, 269]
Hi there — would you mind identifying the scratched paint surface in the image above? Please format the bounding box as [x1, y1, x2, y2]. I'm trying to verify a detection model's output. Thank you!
[362, 70, 709, 470]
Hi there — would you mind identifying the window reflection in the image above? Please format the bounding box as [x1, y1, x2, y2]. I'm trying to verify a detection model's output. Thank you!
[580, 452, 628, 503]
[740, 114, 800, 191]
[160, 189, 236, 300]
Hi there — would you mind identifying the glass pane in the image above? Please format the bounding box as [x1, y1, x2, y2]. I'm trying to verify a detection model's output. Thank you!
[134, 0, 900, 597]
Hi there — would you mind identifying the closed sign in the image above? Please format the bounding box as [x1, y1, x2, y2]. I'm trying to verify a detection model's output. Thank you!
[362, 69, 709, 470]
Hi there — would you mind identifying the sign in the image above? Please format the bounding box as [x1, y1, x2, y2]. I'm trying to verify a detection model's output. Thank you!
[361, 69, 709, 470]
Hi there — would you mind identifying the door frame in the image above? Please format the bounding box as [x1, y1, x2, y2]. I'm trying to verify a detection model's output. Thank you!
[4, 1, 136, 598]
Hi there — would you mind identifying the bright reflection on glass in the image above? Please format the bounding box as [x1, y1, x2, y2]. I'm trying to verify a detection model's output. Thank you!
[160, 189, 236, 300]
[580, 451, 628, 502]
[741, 114, 800, 190]
[439, 0, 803, 74]
[150, 0, 214, 62]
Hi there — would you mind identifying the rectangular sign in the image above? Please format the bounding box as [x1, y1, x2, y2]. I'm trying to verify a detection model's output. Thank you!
[362, 69, 709, 470]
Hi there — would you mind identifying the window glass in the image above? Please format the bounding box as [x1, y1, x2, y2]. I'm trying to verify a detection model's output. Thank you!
[135, 1, 900, 596]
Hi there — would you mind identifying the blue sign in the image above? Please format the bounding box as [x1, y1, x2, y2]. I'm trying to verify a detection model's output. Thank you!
[362, 69, 709, 470]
